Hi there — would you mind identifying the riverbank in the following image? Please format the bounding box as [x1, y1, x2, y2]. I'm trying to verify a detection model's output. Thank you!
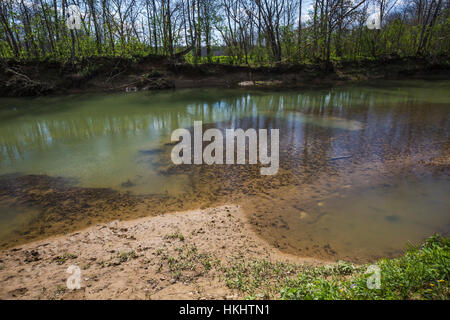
[0, 204, 447, 300]
[0, 204, 325, 299]
[1, 55, 449, 97]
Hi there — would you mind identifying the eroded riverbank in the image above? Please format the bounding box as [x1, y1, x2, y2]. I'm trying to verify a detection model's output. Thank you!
[1, 56, 449, 97]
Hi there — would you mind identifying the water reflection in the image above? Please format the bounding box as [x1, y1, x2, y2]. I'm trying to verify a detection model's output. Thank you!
[1, 86, 448, 168]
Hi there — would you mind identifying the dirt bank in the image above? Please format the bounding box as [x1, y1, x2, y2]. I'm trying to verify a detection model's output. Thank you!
[0, 205, 325, 300]
[1, 55, 449, 97]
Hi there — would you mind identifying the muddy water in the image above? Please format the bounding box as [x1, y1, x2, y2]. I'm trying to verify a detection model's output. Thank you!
[0, 80, 449, 262]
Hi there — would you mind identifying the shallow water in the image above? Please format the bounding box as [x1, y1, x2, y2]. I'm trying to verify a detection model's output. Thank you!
[0, 80, 449, 261]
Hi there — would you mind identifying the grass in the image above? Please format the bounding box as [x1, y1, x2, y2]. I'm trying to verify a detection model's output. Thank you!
[51, 285, 66, 299]
[164, 230, 185, 242]
[38, 234, 447, 300]
[283, 235, 450, 300]
[118, 250, 137, 263]
[222, 259, 300, 299]
[157, 244, 217, 281]
[53, 252, 77, 265]
[92, 250, 139, 268]
[223, 235, 449, 300]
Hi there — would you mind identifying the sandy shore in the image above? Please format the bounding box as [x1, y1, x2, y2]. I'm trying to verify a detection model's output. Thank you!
[0, 204, 326, 300]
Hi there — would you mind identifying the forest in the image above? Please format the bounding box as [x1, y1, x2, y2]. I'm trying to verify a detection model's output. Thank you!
[0, 0, 449, 66]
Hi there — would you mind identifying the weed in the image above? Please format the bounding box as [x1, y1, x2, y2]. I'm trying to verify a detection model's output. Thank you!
[54, 253, 77, 265]
[164, 231, 185, 242]
[118, 250, 137, 263]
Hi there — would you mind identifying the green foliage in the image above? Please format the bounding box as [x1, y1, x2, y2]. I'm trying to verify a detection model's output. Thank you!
[1, 1, 448, 65]
[223, 259, 301, 299]
[157, 244, 215, 280]
[53, 252, 77, 265]
[222, 235, 448, 300]
[118, 250, 137, 263]
[280, 235, 449, 300]
[164, 230, 185, 241]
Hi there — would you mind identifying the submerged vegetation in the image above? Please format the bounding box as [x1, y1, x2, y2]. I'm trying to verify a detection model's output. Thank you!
[224, 235, 449, 300]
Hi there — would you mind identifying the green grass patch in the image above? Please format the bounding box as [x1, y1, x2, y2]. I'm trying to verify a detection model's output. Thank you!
[164, 231, 185, 242]
[223, 235, 449, 300]
[280, 235, 449, 300]
[157, 244, 217, 280]
[118, 250, 137, 263]
[53, 253, 77, 265]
